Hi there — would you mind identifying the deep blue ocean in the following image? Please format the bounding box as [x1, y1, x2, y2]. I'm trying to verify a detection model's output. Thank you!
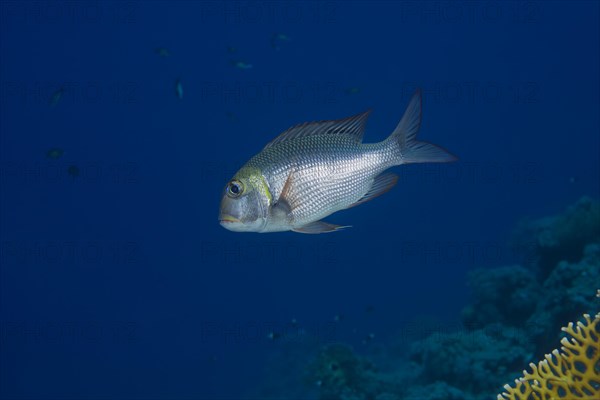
[1, 1, 599, 399]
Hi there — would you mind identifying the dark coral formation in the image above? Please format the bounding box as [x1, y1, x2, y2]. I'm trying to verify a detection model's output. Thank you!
[467, 198, 600, 355]
[511, 196, 600, 278]
[409, 323, 534, 395]
[250, 197, 600, 400]
[305, 344, 402, 400]
[461, 265, 541, 327]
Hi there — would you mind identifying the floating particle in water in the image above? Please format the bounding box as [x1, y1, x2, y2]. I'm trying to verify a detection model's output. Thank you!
[49, 86, 64, 107]
[267, 331, 281, 341]
[46, 148, 64, 159]
[231, 60, 253, 69]
[175, 78, 183, 99]
[67, 165, 80, 179]
[155, 47, 170, 57]
[271, 33, 291, 51]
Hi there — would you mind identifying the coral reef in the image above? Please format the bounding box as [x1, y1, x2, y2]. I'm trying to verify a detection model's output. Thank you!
[409, 323, 534, 395]
[461, 265, 541, 328]
[404, 381, 470, 400]
[498, 291, 600, 400]
[246, 338, 321, 399]
[527, 243, 600, 350]
[511, 196, 600, 278]
[306, 344, 376, 399]
[304, 344, 405, 400]
[250, 197, 600, 400]
[464, 233, 600, 353]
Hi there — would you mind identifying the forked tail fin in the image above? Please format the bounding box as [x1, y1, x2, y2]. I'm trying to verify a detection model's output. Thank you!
[386, 89, 457, 165]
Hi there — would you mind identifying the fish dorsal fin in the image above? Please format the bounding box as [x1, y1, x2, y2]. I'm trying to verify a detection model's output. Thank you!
[264, 110, 371, 149]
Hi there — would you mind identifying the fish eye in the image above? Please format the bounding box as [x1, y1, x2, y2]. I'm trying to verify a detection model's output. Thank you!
[226, 180, 244, 198]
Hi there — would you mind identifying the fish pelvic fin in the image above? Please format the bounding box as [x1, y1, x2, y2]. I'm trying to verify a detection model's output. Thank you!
[292, 220, 351, 234]
[386, 89, 457, 165]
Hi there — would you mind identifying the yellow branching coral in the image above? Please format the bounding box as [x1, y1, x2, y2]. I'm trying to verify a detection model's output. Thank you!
[498, 290, 600, 400]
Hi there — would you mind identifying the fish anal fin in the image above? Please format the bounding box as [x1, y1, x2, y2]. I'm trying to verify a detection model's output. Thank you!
[292, 221, 351, 234]
[348, 173, 398, 208]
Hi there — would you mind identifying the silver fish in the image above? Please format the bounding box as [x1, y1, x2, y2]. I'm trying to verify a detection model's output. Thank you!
[175, 78, 183, 99]
[219, 90, 456, 234]
[49, 86, 64, 107]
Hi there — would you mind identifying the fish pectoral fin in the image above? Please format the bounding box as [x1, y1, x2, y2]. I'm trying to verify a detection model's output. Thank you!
[271, 198, 293, 221]
[273, 168, 300, 219]
[347, 173, 398, 208]
[269, 169, 299, 223]
[292, 221, 351, 234]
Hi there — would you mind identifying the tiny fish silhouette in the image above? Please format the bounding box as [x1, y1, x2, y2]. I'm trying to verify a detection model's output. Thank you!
[175, 78, 183, 99]
[231, 60, 253, 69]
[46, 148, 64, 159]
[155, 47, 170, 57]
[49, 87, 64, 107]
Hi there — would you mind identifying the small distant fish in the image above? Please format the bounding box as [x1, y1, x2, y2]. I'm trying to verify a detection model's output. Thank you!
[155, 47, 170, 57]
[219, 90, 457, 233]
[362, 333, 375, 345]
[175, 78, 183, 99]
[67, 165, 80, 178]
[226, 111, 238, 122]
[231, 60, 253, 69]
[49, 86, 64, 107]
[271, 33, 291, 50]
[46, 148, 64, 159]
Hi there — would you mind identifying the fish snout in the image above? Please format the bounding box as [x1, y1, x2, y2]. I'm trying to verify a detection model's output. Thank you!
[219, 214, 241, 224]
[219, 197, 247, 231]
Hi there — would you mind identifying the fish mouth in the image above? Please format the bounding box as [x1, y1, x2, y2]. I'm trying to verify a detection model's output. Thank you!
[219, 214, 241, 224]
